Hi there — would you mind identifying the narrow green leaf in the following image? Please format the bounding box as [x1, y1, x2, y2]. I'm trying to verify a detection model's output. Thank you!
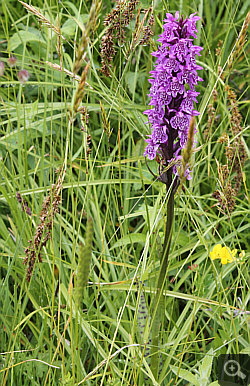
[170, 365, 200, 386]
[111, 234, 146, 250]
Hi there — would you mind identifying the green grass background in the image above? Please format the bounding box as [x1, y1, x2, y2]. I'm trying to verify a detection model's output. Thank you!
[0, 0, 249, 384]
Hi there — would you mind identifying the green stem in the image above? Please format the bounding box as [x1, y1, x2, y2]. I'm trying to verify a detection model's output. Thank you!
[151, 184, 174, 382]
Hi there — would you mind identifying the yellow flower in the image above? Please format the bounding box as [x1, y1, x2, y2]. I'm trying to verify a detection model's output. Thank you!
[210, 244, 223, 260]
[210, 244, 237, 265]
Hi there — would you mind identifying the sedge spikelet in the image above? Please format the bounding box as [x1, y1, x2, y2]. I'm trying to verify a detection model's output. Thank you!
[136, 280, 151, 384]
[208, 19, 248, 214]
[16, 191, 31, 216]
[76, 217, 93, 309]
[24, 172, 62, 282]
[213, 86, 247, 214]
[178, 116, 195, 185]
[73, 0, 102, 75]
[182, 117, 195, 168]
[136, 280, 163, 382]
[100, 0, 139, 76]
[73, 62, 90, 116]
[228, 12, 250, 71]
[213, 162, 236, 214]
[100, 101, 112, 140]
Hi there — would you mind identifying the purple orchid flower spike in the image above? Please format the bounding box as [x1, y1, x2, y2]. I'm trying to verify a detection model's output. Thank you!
[147, 13, 203, 381]
[143, 12, 203, 187]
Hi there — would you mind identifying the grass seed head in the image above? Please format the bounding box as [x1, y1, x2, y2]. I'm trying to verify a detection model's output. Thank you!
[100, 0, 139, 76]
[16, 192, 31, 216]
[76, 217, 93, 310]
[228, 11, 250, 71]
[24, 172, 62, 281]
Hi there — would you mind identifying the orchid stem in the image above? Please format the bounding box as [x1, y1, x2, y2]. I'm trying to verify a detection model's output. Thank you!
[151, 182, 174, 382]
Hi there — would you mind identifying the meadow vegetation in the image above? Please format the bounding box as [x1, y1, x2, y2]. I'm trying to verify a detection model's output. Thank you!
[0, 0, 249, 385]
